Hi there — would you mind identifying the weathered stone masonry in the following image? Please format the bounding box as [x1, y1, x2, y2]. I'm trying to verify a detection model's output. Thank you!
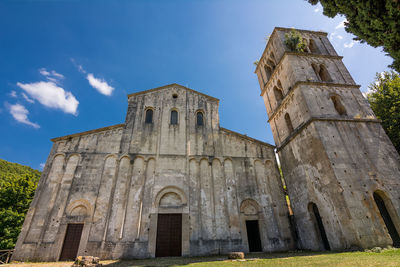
[13, 83, 294, 261]
[255, 27, 400, 251]
[13, 26, 400, 262]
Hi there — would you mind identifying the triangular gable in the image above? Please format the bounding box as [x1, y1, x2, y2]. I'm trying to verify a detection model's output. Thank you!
[127, 83, 219, 102]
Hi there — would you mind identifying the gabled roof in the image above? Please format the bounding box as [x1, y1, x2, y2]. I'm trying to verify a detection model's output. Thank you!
[127, 83, 219, 102]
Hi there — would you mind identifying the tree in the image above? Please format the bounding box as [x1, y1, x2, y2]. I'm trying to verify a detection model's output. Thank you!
[0, 159, 41, 249]
[307, 0, 400, 72]
[367, 71, 400, 154]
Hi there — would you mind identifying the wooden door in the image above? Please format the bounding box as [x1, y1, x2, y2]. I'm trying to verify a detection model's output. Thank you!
[155, 214, 182, 257]
[59, 223, 84, 261]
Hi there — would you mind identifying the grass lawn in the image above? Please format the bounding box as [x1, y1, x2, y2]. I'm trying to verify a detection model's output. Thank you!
[7, 249, 400, 267]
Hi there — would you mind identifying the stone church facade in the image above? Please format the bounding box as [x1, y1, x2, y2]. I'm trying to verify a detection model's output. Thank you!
[13, 83, 293, 261]
[13, 27, 400, 261]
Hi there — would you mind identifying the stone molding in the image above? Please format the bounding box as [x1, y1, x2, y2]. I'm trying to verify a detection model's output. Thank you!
[276, 116, 381, 152]
[267, 81, 361, 123]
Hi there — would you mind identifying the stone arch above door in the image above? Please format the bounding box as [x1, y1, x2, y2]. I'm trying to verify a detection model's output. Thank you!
[154, 186, 188, 209]
[240, 199, 261, 216]
[66, 199, 92, 221]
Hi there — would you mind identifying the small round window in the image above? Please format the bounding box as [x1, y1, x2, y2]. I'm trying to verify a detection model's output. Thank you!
[172, 94, 178, 99]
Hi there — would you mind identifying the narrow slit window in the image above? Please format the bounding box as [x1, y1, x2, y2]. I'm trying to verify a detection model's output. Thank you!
[196, 112, 204, 126]
[264, 65, 272, 81]
[145, 109, 153, 123]
[330, 95, 347, 115]
[285, 113, 294, 133]
[319, 64, 332, 82]
[309, 39, 320, 54]
[170, 110, 178, 125]
[274, 86, 284, 105]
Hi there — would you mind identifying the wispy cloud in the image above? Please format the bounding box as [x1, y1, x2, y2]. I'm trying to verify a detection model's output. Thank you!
[22, 92, 34, 103]
[39, 68, 64, 84]
[337, 35, 343, 40]
[335, 19, 347, 29]
[314, 7, 320, 12]
[87, 73, 114, 96]
[71, 60, 115, 96]
[9, 90, 17, 98]
[344, 41, 356, 48]
[71, 58, 87, 74]
[39, 162, 45, 170]
[9, 103, 40, 128]
[16, 81, 79, 115]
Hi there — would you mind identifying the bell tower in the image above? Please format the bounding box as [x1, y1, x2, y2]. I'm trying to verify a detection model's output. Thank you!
[255, 27, 400, 250]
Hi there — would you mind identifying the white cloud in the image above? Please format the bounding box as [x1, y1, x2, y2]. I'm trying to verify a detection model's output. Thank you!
[16, 81, 79, 115]
[9, 103, 40, 128]
[71, 58, 87, 74]
[39, 68, 64, 83]
[9, 90, 17, 98]
[87, 73, 114, 96]
[336, 35, 343, 40]
[22, 92, 34, 103]
[78, 65, 86, 74]
[39, 163, 45, 170]
[344, 41, 355, 48]
[335, 19, 347, 29]
[314, 7, 320, 12]
[39, 68, 50, 76]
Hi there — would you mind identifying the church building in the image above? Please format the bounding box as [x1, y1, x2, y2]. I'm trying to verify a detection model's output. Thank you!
[13, 27, 400, 261]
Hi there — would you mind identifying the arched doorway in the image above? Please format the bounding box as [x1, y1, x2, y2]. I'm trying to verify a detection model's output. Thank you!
[308, 202, 330, 250]
[240, 199, 263, 252]
[59, 200, 92, 261]
[373, 191, 400, 247]
[151, 186, 189, 257]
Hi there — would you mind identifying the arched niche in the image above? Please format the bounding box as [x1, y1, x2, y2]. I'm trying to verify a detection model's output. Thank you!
[240, 199, 261, 217]
[66, 199, 92, 221]
[154, 186, 188, 212]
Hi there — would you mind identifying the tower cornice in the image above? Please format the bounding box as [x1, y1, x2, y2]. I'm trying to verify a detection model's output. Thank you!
[254, 27, 328, 73]
[276, 116, 381, 152]
[266, 81, 361, 123]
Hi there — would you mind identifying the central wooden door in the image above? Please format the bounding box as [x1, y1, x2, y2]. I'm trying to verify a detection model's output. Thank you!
[155, 214, 182, 257]
[59, 223, 84, 261]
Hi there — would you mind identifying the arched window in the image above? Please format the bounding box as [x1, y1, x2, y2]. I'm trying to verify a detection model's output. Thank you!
[311, 63, 320, 81]
[267, 59, 275, 71]
[273, 86, 284, 105]
[284, 113, 294, 133]
[330, 95, 347, 115]
[319, 64, 332, 82]
[264, 65, 272, 81]
[196, 111, 204, 126]
[309, 39, 320, 54]
[308, 202, 331, 250]
[170, 110, 178, 125]
[145, 109, 153, 123]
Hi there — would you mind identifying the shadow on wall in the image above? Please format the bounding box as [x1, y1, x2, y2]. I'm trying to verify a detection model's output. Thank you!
[101, 251, 341, 266]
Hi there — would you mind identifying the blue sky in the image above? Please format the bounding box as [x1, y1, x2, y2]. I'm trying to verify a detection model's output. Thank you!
[0, 0, 392, 170]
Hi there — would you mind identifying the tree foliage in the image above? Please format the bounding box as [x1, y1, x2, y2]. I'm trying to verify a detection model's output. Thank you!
[0, 159, 41, 249]
[307, 0, 400, 72]
[367, 71, 400, 154]
[284, 29, 308, 52]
